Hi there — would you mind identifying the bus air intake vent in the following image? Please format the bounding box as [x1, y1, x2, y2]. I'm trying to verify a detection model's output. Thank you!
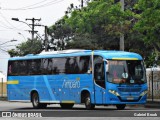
[118, 87, 141, 92]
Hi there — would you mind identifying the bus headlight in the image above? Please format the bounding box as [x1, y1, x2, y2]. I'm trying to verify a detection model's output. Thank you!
[109, 90, 120, 96]
[140, 90, 148, 96]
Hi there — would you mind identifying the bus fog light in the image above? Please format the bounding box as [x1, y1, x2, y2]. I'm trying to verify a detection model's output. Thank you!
[140, 90, 148, 96]
[109, 90, 120, 96]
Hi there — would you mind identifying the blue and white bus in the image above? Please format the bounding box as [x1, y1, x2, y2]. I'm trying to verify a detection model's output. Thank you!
[7, 50, 148, 110]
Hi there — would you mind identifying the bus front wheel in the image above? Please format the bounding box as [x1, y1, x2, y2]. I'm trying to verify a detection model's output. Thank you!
[116, 104, 126, 110]
[85, 94, 95, 110]
[31, 92, 47, 109]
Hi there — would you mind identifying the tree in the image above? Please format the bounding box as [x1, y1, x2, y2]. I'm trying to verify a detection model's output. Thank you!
[48, 17, 73, 50]
[48, 0, 154, 62]
[8, 38, 43, 57]
[7, 49, 19, 57]
[63, 0, 139, 50]
[134, 0, 160, 51]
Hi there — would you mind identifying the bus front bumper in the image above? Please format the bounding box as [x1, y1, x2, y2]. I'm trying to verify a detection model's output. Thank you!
[106, 91, 147, 104]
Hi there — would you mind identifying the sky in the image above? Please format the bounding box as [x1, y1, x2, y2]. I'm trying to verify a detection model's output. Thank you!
[0, 0, 81, 77]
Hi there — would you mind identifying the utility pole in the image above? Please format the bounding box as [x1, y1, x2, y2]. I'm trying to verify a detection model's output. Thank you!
[26, 18, 41, 40]
[81, 0, 84, 8]
[44, 26, 48, 51]
[120, 0, 124, 51]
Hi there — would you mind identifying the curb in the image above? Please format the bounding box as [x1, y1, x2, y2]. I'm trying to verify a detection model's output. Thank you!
[145, 101, 160, 109]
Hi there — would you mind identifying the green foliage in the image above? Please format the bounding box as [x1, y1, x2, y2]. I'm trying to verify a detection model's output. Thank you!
[7, 49, 19, 57]
[134, 0, 160, 51]
[62, 0, 140, 50]
[66, 33, 100, 50]
[48, 0, 157, 67]
[48, 17, 73, 50]
[65, 0, 137, 36]
[8, 38, 42, 57]
[145, 52, 156, 68]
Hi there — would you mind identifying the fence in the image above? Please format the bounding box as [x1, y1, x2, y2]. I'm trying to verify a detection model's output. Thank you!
[146, 68, 160, 100]
[0, 82, 7, 97]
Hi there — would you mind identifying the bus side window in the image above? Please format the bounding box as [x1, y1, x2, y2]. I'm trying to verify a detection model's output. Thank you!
[35, 59, 41, 75]
[8, 61, 13, 75]
[65, 57, 79, 74]
[28, 60, 36, 75]
[27, 59, 40, 75]
[79, 56, 90, 73]
[8, 64, 12, 75]
[41, 59, 48, 74]
[12, 61, 19, 75]
[47, 59, 53, 74]
[52, 58, 59, 74]
[55, 58, 66, 74]
[19, 61, 28, 75]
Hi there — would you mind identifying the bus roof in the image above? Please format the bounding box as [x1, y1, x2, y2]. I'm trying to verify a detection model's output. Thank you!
[8, 50, 143, 61]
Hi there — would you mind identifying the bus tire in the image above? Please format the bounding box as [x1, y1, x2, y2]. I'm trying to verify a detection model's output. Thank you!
[31, 92, 47, 109]
[60, 103, 74, 109]
[116, 104, 126, 110]
[85, 94, 95, 110]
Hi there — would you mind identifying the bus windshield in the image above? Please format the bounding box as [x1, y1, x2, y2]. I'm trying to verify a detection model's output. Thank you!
[107, 60, 146, 84]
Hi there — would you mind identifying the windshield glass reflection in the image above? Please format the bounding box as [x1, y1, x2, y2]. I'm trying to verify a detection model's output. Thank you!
[107, 60, 146, 84]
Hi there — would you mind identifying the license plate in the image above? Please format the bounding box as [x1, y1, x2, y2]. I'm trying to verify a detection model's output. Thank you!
[127, 96, 134, 100]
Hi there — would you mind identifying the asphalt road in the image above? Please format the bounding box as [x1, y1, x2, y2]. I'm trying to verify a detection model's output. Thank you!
[0, 101, 160, 119]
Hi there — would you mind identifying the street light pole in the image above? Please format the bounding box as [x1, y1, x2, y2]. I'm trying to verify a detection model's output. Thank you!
[12, 18, 31, 29]
[12, 18, 43, 40]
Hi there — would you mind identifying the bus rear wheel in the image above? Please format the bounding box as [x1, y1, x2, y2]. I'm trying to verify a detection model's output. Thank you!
[85, 94, 95, 110]
[116, 104, 126, 110]
[60, 103, 74, 109]
[31, 92, 47, 109]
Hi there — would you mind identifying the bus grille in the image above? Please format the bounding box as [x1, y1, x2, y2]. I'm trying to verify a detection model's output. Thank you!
[118, 87, 141, 92]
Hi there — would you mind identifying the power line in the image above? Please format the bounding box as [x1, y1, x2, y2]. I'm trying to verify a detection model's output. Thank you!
[0, 20, 13, 29]
[0, 12, 29, 31]
[25, 0, 64, 10]
[0, 48, 8, 53]
[1, 0, 64, 11]
[16, 0, 50, 9]
[0, 16, 29, 32]
[0, 45, 17, 48]
[0, 24, 29, 32]
[0, 12, 24, 31]
[0, 24, 11, 29]
[0, 12, 16, 29]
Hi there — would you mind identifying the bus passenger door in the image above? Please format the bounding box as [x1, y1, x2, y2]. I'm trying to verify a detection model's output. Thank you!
[94, 57, 106, 104]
